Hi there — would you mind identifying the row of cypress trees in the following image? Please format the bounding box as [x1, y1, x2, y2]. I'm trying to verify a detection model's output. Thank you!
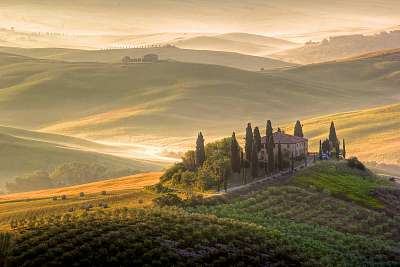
[195, 120, 305, 186]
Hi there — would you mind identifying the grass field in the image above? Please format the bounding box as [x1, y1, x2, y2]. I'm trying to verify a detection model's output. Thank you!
[281, 103, 400, 167]
[0, 46, 295, 71]
[0, 51, 398, 142]
[0, 172, 162, 231]
[0, 172, 162, 202]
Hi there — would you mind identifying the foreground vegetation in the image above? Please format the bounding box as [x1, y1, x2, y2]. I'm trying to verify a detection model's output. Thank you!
[1, 159, 399, 266]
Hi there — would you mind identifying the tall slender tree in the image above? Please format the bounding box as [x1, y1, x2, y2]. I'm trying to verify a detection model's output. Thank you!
[245, 123, 253, 163]
[277, 142, 283, 171]
[329, 121, 338, 148]
[251, 141, 259, 179]
[230, 132, 241, 173]
[335, 140, 340, 160]
[342, 139, 346, 159]
[319, 140, 323, 159]
[268, 136, 275, 173]
[195, 132, 206, 167]
[266, 120, 275, 173]
[253, 127, 262, 152]
[294, 120, 304, 137]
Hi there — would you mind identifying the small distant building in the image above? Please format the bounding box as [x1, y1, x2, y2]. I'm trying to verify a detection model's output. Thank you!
[259, 132, 308, 162]
[142, 54, 159, 62]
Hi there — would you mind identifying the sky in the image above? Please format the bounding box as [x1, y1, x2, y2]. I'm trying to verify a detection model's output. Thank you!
[0, 0, 399, 41]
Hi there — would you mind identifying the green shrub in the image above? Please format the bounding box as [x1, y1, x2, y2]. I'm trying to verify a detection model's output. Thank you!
[347, 157, 366, 171]
[152, 194, 184, 207]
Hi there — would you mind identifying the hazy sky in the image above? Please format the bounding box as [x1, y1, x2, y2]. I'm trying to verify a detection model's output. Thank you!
[1, 0, 399, 40]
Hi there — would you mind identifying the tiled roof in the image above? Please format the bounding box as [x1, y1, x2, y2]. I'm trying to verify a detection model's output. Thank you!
[261, 132, 308, 144]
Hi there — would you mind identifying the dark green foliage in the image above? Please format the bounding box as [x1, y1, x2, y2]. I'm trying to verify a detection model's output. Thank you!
[5, 162, 137, 193]
[251, 141, 258, 178]
[182, 150, 196, 171]
[322, 139, 331, 153]
[347, 157, 366, 171]
[294, 120, 304, 137]
[319, 140, 322, 159]
[153, 194, 184, 207]
[195, 132, 206, 167]
[230, 132, 241, 174]
[266, 120, 273, 139]
[342, 139, 346, 159]
[267, 136, 275, 173]
[277, 142, 283, 171]
[0, 232, 14, 267]
[253, 127, 262, 152]
[266, 120, 275, 173]
[245, 123, 253, 163]
[161, 163, 186, 183]
[335, 141, 340, 159]
[145, 183, 173, 193]
[329, 121, 338, 147]
[7, 208, 292, 267]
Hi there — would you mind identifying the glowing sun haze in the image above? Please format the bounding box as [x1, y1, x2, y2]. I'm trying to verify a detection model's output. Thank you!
[0, 0, 399, 41]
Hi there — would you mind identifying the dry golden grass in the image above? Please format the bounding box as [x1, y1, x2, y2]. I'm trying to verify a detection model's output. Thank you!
[282, 103, 400, 166]
[0, 172, 162, 202]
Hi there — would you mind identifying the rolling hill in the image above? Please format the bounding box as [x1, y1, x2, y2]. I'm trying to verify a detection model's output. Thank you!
[273, 30, 400, 64]
[172, 33, 299, 56]
[0, 51, 399, 143]
[0, 126, 163, 189]
[0, 46, 295, 71]
[284, 103, 400, 170]
[1, 160, 399, 266]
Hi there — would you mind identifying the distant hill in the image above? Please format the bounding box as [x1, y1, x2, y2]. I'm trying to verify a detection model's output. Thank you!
[0, 126, 162, 188]
[0, 51, 399, 142]
[273, 30, 400, 64]
[172, 33, 299, 56]
[0, 46, 295, 71]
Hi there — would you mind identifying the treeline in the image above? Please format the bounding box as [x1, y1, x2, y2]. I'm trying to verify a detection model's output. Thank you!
[5, 162, 138, 193]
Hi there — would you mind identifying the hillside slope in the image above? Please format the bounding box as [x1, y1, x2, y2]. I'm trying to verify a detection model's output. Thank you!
[286, 103, 400, 167]
[2, 161, 400, 266]
[0, 128, 162, 188]
[172, 33, 299, 56]
[0, 52, 399, 142]
[273, 30, 400, 64]
[0, 46, 295, 71]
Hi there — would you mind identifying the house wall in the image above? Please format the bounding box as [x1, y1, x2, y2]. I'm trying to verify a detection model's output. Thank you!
[259, 141, 308, 162]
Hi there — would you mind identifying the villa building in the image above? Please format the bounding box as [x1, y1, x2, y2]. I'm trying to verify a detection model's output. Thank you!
[259, 132, 308, 162]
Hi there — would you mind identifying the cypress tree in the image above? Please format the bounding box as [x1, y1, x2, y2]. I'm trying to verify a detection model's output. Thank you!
[335, 140, 340, 160]
[277, 142, 283, 171]
[294, 120, 304, 137]
[329, 121, 338, 148]
[266, 120, 275, 173]
[230, 132, 241, 173]
[319, 140, 323, 159]
[253, 127, 262, 152]
[245, 123, 253, 163]
[195, 132, 206, 167]
[268, 136, 275, 173]
[266, 120, 273, 140]
[342, 139, 346, 159]
[251, 141, 259, 179]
